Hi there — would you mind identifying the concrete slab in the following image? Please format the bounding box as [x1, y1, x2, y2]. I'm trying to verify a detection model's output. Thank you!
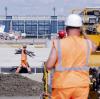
[21, 73, 43, 82]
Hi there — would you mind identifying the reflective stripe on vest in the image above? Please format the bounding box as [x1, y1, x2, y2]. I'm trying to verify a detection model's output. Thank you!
[55, 39, 90, 71]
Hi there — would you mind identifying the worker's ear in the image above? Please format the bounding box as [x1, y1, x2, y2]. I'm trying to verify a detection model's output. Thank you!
[80, 27, 85, 36]
[81, 27, 86, 34]
[80, 30, 83, 36]
[65, 32, 68, 36]
[65, 26, 70, 36]
[65, 26, 68, 32]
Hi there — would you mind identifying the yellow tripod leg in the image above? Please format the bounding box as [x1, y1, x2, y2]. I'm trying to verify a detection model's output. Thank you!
[43, 62, 49, 99]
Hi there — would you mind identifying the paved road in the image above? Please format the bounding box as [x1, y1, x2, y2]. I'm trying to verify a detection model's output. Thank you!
[0, 96, 40, 99]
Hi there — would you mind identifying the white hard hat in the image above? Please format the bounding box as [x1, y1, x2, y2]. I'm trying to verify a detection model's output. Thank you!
[65, 14, 82, 27]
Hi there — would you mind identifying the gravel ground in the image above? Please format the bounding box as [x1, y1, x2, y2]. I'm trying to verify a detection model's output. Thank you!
[0, 73, 44, 96]
[0, 96, 40, 99]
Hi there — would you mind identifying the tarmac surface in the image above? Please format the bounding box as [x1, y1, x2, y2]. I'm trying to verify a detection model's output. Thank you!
[0, 43, 51, 68]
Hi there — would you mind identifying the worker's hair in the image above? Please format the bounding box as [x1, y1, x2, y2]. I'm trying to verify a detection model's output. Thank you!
[65, 26, 82, 35]
[66, 26, 81, 32]
[23, 45, 27, 48]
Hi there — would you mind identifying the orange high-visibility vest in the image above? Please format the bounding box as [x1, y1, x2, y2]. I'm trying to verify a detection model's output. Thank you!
[52, 36, 92, 88]
[21, 49, 27, 66]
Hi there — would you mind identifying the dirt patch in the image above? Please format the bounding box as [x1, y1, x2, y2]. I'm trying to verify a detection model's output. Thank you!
[0, 74, 44, 96]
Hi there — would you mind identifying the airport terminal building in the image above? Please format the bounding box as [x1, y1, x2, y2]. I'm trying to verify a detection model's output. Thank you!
[0, 15, 66, 38]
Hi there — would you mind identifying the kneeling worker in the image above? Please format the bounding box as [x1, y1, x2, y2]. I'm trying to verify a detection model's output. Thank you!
[46, 14, 97, 99]
[16, 45, 31, 73]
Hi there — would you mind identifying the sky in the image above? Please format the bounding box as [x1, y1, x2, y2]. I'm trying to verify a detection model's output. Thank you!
[0, 0, 100, 16]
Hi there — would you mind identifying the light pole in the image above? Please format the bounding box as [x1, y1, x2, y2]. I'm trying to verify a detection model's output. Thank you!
[5, 6, 7, 17]
[36, 20, 39, 44]
[53, 7, 56, 16]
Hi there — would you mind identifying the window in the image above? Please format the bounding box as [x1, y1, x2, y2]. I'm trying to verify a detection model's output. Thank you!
[89, 18, 96, 24]
[18, 26, 24, 30]
[38, 30, 45, 35]
[38, 21, 45, 25]
[0, 20, 5, 25]
[94, 10, 100, 16]
[51, 21, 57, 33]
[12, 21, 19, 25]
[58, 26, 64, 31]
[25, 26, 32, 31]
[31, 30, 37, 35]
[44, 21, 50, 25]
[58, 20, 65, 26]
[38, 26, 45, 31]
[31, 25, 37, 30]
[6, 16, 12, 19]
[31, 21, 37, 25]
[18, 21, 24, 25]
[51, 16, 57, 19]
[45, 30, 50, 34]
[25, 21, 32, 25]
[26, 30, 32, 34]
[44, 26, 50, 31]
[13, 26, 19, 31]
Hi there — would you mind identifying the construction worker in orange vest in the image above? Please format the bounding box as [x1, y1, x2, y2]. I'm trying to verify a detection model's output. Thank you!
[46, 14, 97, 99]
[16, 45, 32, 73]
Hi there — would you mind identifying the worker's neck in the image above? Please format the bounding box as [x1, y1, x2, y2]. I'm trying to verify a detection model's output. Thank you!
[67, 29, 81, 37]
[68, 33, 80, 37]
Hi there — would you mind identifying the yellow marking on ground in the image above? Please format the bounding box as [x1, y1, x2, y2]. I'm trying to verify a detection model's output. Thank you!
[9, 44, 22, 48]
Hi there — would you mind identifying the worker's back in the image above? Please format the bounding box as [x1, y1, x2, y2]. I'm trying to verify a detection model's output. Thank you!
[21, 49, 27, 67]
[21, 49, 27, 61]
[52, 36, 92, 88]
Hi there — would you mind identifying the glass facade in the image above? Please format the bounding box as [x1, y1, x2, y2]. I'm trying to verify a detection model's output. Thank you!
[0, 16, 65, 38]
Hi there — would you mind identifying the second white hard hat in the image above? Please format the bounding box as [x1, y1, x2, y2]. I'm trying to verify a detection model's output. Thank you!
[65, 14, 82, 27]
